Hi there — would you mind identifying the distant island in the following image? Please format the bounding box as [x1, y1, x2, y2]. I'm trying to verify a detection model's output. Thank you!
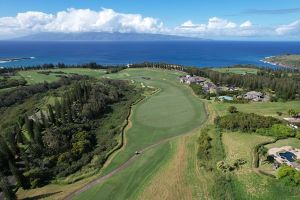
[262, 54, 300, 68]
[0, 57, 34, 63]
[13, 32, 207, 42]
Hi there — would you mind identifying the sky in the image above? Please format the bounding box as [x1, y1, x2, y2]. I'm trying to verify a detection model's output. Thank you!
[0, 0, 300, 40]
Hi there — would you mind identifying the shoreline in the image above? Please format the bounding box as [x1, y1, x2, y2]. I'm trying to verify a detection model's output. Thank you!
[260, 57, 298, 70]
[0, 57, 35, 63]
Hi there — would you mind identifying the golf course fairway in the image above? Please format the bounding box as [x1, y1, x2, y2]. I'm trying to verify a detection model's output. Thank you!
[73, 68, 207, 200]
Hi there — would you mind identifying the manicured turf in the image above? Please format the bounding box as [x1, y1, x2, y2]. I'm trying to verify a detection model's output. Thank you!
[212, 67, 259, 75]
[74, 68, 207, 199]
[74, 142, 174, 200]
[212, 101, 300, 118]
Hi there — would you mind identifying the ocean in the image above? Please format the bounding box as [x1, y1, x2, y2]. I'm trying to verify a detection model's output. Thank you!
[1, 41, 300, 68]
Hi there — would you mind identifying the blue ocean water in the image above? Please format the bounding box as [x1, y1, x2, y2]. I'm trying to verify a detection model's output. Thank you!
[1, 41, 300, 68]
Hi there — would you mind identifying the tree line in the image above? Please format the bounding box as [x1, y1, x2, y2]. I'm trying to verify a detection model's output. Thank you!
[0, 62, 126, 75]
[0, 77, 140, 199]
[184, 67, 300, 100]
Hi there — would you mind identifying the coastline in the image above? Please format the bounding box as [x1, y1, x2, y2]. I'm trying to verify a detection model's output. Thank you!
[0, 57, 35, 64]
[260, 56, 298, 69]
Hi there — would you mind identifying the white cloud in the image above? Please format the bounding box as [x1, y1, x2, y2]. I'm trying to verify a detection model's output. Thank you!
[0, 8, 164, 38]
[0, 8, 298, 39]
[276, 20, 300, 36]
[175, 18, 259, 38]
[207, 17, 237, 29]
[240, 20, 252, 28]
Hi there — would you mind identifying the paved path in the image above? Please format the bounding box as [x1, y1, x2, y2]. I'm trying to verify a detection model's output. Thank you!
[64, 91, 208, 200]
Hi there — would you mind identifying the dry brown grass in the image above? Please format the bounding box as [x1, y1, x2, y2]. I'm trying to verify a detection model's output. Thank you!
[138, 137, 194, 200]
[17, 174, 100, 200]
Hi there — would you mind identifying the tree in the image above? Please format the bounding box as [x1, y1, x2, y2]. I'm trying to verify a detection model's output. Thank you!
[227, 106, 238, 114]
[24, 116, 34, 138]
[0, 172, 16, 200]
[288, 109, 297, 117]
[47, 104, 56, 124]
[8, 160, 29, 189]
[33, 123, 42, 146]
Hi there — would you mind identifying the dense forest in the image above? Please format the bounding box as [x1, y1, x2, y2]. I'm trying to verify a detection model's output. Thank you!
[0, 75, 141, 199]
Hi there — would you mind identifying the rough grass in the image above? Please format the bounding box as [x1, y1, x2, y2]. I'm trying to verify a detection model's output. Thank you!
[138, 103, 218, 200]
[223, 132, 273, 168]
[17, 68, 106, 84]
[265, 138, 300, 149]
[212, 67, 259, 75]
[212, 101, 300, 118]
[222, 132, 300, 199]
[138, 133, 205, 200]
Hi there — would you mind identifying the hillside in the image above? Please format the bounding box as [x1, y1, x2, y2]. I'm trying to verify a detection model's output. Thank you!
[13, 32, 204, 42]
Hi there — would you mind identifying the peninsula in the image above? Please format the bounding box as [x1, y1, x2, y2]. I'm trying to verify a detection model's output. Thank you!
[263, 54, 300, 68]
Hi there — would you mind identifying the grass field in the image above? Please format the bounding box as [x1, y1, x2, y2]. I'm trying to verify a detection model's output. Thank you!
[223, 132, 300, 199]
[74, 142, 175, 200]
[212, 101, 300, 118]
[212, 67, 259, 75]
[73, 68, 207, 200]
[265, 138, 300, 149]
[17, 68, 106, 84]
[223, 132, 273, 168]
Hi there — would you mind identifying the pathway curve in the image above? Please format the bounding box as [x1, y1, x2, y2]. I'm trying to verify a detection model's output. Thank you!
[64, 84, 208, 200]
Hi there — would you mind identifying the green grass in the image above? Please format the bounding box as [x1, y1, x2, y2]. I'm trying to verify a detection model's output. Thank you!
[222, 132, 300, 199]
[265, 138, 300, 149]
[17, 68, 106, 85]
[212, 101, 300, 118]
[212, 67, 259, 75]
[73, 68, 206, 199]
[101, 69, 206, 174]
[223, 132, 273, 167]
[74, 141, 175, 200]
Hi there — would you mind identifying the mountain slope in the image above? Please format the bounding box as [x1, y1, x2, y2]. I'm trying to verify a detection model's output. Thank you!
[14, 32, 205, 41]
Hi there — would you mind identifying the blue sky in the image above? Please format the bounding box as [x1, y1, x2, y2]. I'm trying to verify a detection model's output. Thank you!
[0, 0, 300, 40]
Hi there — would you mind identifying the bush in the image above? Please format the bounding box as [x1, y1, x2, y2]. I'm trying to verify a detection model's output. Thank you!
[215, 112, 283, 133]
[277, 166, 300, 186]
[256, 124, 295, 138]
[227, 106, 237, 113]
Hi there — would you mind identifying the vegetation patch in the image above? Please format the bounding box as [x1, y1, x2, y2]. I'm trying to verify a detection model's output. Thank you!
[0, 76, 141, 198]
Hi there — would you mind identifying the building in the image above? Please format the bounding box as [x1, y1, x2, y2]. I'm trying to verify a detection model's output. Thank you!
[268, 146, 300, 170]
[180, 75, 206, 85]
[244, 91, 265, 101]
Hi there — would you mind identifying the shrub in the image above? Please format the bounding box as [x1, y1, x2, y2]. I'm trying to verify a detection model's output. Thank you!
[227, 106, 237, 114]
[256, 124, 295, 138]
[215, 112, 282, 133]
[277, 166, 300, 186]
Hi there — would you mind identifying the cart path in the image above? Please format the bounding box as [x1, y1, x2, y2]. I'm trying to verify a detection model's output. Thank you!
[64, 88, 209, 200]
[64, 118, 207, 200]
